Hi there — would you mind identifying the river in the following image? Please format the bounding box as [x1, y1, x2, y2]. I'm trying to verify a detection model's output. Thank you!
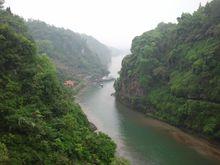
[78, 55, 220, 165]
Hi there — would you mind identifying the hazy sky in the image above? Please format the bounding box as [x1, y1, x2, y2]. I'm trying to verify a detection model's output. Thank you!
[5, 0, 211, 49]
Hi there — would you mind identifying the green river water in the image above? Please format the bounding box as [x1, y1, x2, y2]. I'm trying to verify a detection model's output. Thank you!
[78, 55, 220, 165]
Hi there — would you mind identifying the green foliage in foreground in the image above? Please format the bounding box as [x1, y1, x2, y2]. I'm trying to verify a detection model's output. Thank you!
[115, 0, 220, 140]
[0, 9, 116, 164]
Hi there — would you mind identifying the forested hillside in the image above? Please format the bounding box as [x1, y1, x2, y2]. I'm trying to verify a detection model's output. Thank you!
[0, 7, 117, 164]
[26, 20, 111, 81]
[81, 34, 111, 67]
[115, 0, 220, 140]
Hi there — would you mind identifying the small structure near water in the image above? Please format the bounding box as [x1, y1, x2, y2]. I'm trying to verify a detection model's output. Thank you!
[64, 80, 76, 88]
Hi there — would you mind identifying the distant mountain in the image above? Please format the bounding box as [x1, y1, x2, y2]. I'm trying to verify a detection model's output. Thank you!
[26, 20, 111, 80]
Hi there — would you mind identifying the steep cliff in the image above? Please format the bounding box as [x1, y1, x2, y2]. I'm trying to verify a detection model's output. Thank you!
[115, 0, 220, 140]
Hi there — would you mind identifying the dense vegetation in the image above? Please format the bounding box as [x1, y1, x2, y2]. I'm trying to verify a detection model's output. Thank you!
[26, 20, 111, 81]
[115, 0, 220, 141]
[0, 7, 118, 164]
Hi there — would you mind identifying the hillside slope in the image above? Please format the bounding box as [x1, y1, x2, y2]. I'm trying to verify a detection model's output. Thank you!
[26, 20, 111, 81]
[115, 0, 220, 140]
[81, 34, 111, 67]
[0, 8, 116, 164]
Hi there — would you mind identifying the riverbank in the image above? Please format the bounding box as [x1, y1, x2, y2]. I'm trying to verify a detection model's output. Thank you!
[138, 115, 220, 161]
[115, 96, 220, 161]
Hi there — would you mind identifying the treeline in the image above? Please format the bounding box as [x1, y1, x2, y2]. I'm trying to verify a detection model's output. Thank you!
[115, 0, 220, 140]
[0, 6, 119, 164]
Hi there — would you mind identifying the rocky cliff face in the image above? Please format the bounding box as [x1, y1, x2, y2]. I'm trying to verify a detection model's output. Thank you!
[119, 75, 144, 98]
[115, 0, 220, 141]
